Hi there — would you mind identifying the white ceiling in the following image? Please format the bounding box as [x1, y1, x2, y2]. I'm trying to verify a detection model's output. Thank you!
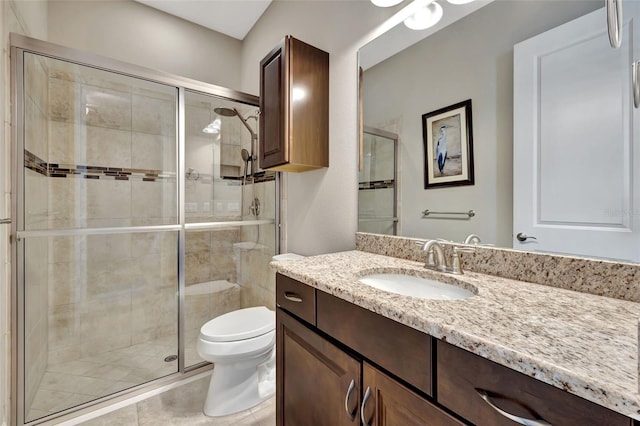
[134, 0, 272, 40]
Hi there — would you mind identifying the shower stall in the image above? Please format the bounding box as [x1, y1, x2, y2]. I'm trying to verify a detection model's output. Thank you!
[11, 35, 278, 425]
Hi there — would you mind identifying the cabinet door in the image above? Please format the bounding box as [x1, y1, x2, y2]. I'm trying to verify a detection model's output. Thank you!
[260, 39, 288, 169]
[361, 363, 463, 426]
[277, 309, 360, 426]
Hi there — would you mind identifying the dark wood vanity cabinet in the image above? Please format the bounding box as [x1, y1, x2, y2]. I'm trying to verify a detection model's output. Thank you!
[259, 36, 329, 172]
[276, 274, 633, 426]
[437, 341, 631, 426]
[277, 309, 360, 425]
[276, 273, 459, 426]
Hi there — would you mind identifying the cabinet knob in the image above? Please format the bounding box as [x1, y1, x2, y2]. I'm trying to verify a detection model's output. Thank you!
[476, 389, 552, 426]
[344, 379, 357, 422]
[360, 386, 373, 426]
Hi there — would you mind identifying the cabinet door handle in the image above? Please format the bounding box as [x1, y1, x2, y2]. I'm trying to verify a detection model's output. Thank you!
[476, 389, 552, 426]
[633, 61, 640, 108]
[283, 292, 303, 303]
[344, 379, 357, 422]
[360, 386, 372, 426]
[606, 0, 623, 49]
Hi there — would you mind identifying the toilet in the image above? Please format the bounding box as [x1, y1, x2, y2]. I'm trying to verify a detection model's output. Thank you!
[196, 253, 304, 417]
[197, 306, 276, 416]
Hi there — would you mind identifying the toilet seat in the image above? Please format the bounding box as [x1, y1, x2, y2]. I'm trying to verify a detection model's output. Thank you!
[200, 306, 275, 342]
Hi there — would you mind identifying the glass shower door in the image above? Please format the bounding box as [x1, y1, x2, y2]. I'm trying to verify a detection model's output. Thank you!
[19, 52, 179, 422]
[183, 90, 276, 368]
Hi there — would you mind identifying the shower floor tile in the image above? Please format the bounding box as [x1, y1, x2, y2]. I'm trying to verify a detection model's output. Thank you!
[26, 339, 180, 422]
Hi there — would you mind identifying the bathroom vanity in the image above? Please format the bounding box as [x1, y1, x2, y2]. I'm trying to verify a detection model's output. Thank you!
[272, 250, 640, 425]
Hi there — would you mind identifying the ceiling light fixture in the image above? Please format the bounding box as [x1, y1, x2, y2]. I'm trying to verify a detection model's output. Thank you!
[371, 0, 404, 7]
[404, 1, 443, 30]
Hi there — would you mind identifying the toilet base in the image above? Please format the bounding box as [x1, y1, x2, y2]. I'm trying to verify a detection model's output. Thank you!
[203, 351, 275, 417]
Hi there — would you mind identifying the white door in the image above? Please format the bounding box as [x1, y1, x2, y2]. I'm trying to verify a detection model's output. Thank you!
[513, 3, 640, 262]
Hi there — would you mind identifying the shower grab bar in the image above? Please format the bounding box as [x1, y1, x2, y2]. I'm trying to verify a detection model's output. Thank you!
[422, 209, 475, 218]
[0, 218, 10, 224]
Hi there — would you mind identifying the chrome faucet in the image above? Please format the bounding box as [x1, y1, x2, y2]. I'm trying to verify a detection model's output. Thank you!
[419, 239, 475, 275]
[421, 240, 448, 272]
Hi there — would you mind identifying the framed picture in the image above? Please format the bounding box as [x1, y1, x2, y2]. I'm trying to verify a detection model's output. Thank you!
[422, 99, 474, 189]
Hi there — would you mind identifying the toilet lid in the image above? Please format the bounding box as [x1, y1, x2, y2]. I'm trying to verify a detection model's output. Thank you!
[200, 306, 275, 342]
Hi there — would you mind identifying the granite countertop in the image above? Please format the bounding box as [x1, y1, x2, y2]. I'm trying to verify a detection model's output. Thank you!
[271, 250, 640, 420]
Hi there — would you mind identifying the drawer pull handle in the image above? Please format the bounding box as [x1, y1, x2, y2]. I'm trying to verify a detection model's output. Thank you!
[360, 386, 372, 426]
[344, 379, 357, 421]
[283, 292, 303, 303]
[476, 389, 552, 426]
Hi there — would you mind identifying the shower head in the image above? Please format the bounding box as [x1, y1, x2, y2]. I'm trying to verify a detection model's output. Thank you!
[214, 107, 238, 117]
[241, 148, 251, 163]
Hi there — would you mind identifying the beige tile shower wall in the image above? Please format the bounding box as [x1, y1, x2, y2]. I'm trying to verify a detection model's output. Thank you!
[238, 180, 276, 310]
[24, 241, 49, 415]
[184, 102, 248, 221]
[47, 232, 178, 365]
[23, 53, 50, 414]
[185, 229, 240, 286]
[46, 70, 177, 229]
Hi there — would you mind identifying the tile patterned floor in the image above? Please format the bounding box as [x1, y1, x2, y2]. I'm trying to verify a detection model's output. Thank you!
[27, 337, 206, 422]
[77, 377, 275, 425]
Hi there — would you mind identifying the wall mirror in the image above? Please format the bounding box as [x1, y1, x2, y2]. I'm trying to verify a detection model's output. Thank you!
[358, 0, 640, 263]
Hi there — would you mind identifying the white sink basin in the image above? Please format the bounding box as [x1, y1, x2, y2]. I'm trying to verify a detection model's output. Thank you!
[358, 273, 475, 300]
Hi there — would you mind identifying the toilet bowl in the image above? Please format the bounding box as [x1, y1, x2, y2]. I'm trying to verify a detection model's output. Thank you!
[197, 306, 276, 417]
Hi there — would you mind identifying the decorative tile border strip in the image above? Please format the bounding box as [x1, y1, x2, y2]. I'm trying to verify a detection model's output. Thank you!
[25, 149, 174, 182]
[24, 149, 276, 184]
[359, 180, 395, 190]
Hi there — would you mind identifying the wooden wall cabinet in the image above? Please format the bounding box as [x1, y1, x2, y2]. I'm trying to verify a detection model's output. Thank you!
[259, 36, 329, 172]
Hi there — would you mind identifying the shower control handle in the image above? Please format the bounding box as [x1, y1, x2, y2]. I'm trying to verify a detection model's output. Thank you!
[283, 292, 303, 303]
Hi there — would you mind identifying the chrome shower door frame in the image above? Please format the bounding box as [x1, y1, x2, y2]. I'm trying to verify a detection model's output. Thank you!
[10, 34, 276, 426]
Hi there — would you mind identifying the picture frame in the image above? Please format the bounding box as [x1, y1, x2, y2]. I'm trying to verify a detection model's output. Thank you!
[422, 99, 474, 189]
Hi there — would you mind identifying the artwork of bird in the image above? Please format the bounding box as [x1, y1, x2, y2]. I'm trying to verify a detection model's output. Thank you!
[436, 124, 450, 174]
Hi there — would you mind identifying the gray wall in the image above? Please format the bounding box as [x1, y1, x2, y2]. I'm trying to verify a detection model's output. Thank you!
[363, 0, 600, 247]
[47, 0, 243, 90]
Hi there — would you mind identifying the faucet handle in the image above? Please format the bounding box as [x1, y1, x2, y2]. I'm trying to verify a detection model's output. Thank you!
[450, 246, 475, 275]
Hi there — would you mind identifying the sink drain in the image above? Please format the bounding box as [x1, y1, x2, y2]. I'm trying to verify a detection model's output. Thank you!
[164, 355, 178, 362]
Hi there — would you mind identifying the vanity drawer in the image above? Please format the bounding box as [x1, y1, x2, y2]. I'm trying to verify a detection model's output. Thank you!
[316, 290, 432, 396]
[437, 341, 631, 426]
[276, 273, 316, 325]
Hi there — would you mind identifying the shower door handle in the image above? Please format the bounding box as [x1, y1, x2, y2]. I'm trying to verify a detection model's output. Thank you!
[0, 218, 10, 224]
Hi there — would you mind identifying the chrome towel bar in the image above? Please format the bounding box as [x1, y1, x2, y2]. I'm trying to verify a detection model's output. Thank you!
[422, 210, 475, 218]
